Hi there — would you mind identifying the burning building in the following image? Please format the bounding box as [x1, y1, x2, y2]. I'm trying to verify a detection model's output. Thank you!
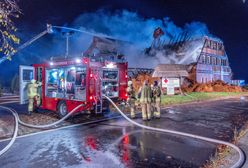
[195, 37, 232, 83]
[80, 27, 234, 86]
[148, 29, 232, 84]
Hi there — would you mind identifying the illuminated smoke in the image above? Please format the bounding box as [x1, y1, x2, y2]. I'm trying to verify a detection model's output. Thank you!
[72, 10, 215, 68]
[0, 10, 220, 84]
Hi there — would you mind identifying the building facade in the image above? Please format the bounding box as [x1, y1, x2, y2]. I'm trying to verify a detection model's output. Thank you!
[196, 37, 232, 83]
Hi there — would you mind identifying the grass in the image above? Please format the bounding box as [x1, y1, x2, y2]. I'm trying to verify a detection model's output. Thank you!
[202, 122, 248, 168]
[161, 92, 248, 106]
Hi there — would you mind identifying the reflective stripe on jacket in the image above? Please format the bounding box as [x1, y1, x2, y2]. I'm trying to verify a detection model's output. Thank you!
[139, 85, 151, 103]
[153, 86, 161, 102]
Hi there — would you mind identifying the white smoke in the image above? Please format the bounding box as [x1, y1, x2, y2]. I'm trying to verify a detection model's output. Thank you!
[71, 10, 215, 68]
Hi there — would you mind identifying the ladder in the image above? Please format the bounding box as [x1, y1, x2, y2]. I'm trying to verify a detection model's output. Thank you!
[94, 69, 102, 114]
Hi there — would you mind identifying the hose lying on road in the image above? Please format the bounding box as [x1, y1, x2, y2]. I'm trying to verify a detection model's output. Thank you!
[0, 106, 18, 156]
[0, 103, 84, 157]
[0, 97, 246, 168]
[103, 95, 246, 168]
[18, 104, 84, 129]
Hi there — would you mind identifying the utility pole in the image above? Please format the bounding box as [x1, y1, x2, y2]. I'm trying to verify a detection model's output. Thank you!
[64, 31, 74, 58]
[65, 32, 70, 58]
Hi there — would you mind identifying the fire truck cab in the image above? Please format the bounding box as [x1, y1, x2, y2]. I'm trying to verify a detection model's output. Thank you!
[19, 57, 128, 117]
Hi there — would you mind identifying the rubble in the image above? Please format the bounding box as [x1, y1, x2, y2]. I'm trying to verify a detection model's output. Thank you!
[131, 72, 245, 93]
[182, 80, 245, 93]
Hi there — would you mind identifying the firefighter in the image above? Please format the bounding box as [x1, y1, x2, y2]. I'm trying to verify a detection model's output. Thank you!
[152, 81, 161, 119]
[139, 80, 152, 121]
[126, 80, 136, 119]
[27, 79, 42, 115]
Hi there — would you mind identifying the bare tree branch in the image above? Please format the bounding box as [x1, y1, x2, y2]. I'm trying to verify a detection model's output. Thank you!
[0, 0, 21, 60]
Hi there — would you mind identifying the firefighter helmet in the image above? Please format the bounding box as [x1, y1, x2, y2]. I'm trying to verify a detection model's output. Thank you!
[31, 79, 36, 84]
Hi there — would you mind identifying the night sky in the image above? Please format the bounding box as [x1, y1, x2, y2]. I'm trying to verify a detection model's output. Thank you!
[1, 0, 248, 85]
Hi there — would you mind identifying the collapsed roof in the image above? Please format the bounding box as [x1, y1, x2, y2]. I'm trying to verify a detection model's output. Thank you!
[145, 29, 226, 65]
[82, 28, 226, 68]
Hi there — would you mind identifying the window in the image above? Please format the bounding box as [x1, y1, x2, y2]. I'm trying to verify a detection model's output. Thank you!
[220, 59, 226, 66]
[207, 56, 210, 64]
[201, 55, 205, 64]
[102, 70, 118, 80]
[212, 41, 217, 50]
[46, 68, 60, 98]
[205, 39, 211, 48]
[102, 69, 119, 97]
[209, 40, 212, 49]
[23, 69, 33, 81]
[223, 60, 227, 66]
[216, 58, 220, 65]
[217, 43, 223, 51]
[212, 57, 216, 65]
[73, 67, 86, 100]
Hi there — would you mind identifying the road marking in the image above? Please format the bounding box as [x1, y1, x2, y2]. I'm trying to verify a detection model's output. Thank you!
[0, 115, 123, 143]
[0, 100, 19, 103]
[0, 96, 19, 99]
[0, 101, 20, 105]
[0, 99, 19, 101]
[0, 97, 19, 100]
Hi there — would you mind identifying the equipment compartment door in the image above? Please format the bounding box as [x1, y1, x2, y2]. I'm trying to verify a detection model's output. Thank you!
[19, 65, 34, 104]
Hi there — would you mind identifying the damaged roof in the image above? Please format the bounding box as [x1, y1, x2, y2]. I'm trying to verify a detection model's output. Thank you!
[152, 64, 189, 77]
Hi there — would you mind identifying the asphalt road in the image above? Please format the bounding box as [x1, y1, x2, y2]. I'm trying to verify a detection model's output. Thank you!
[0, 96, 248, 168]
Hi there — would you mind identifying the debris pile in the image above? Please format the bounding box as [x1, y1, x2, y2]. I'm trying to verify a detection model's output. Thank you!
[182, 80, 244, 93]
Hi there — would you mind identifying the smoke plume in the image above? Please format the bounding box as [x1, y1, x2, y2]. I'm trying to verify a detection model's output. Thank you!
[72, 10, 214, 68]
[0, 9, 218, 85]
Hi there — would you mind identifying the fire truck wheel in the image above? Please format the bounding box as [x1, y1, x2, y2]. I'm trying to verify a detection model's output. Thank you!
[57, 101, 68, 118]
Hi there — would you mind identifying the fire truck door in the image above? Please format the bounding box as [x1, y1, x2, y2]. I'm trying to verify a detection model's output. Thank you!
[19, 65, 34, 104]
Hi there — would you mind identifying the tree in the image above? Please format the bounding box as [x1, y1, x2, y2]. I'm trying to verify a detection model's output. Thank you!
[0, 0, 20, 60]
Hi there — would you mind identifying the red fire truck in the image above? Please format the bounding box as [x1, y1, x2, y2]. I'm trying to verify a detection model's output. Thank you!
[19, 57, 128, 117]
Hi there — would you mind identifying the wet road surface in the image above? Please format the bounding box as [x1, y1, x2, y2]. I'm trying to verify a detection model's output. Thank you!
[0, 97, 248, 168]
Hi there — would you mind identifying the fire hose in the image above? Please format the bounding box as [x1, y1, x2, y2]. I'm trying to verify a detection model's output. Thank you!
[0, 106, 18, 156]
[0, 96, 246, 168]
[103, 95, 245, 168]
[17, 104, 84, 129]
[0, 104, 84, 156]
